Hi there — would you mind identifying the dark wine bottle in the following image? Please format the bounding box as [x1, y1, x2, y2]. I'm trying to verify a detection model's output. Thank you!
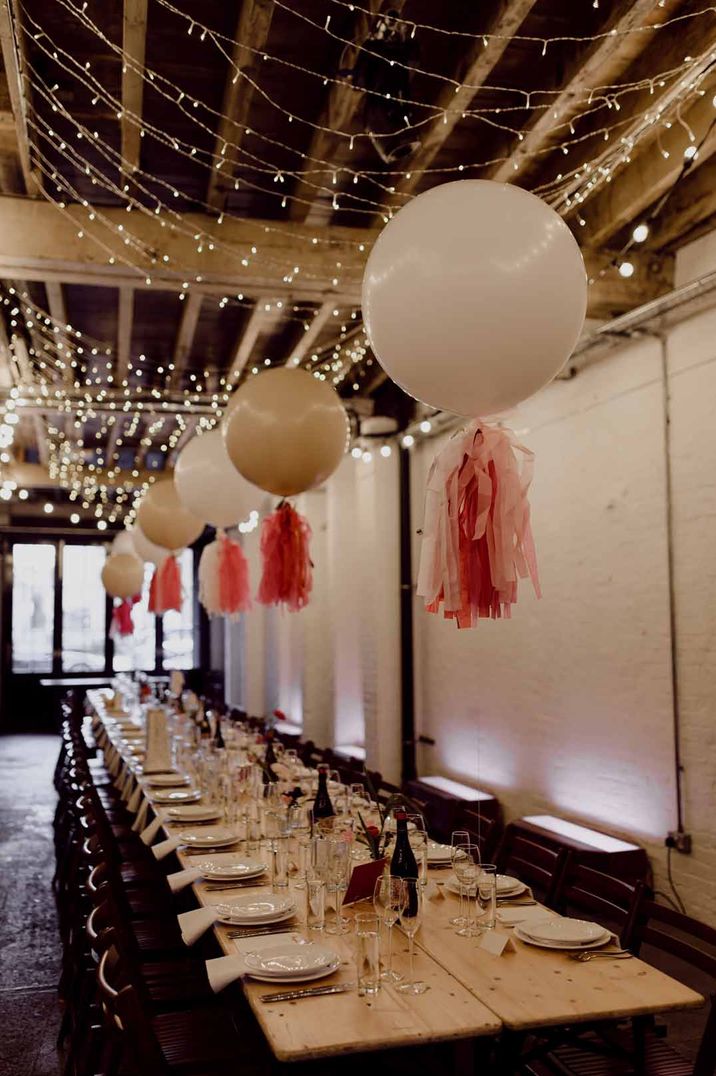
[213, 713, 225, 750]
[312, 765, 335, 820]
[390, 811, 419, 915]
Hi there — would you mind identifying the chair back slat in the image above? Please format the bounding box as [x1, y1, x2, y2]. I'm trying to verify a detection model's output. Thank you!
[554, 858, 646, 947]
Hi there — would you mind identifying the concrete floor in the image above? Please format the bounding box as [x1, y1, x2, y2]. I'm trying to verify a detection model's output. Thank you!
[0, 735, 62, 1076]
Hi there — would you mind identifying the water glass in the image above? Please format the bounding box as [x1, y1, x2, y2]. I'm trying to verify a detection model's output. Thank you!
[477, 864, 497, 930]
[325, 838, 352, 935]
[271, 837, 289, 888]
[306, 877, 326, 932]
[453, 842, 481, 937]
[354, 913, 381, 996]
[449, 830, 471, 927]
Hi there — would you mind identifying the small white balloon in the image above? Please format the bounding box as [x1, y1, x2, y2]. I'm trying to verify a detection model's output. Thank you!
[132, 524, 168, 567]
[362, 179, 587, 418]
[175, 429, 260, 529]
[111, 529, 136, 556]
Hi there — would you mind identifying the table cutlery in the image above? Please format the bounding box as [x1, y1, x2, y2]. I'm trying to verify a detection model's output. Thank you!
[226, 925, 297, 939]
[204, 881, 265, 892]
[569, 950, 632, 962]
[497, 899, 537, 907]
[259, 983, 353, 1003]
[182, 844, 241, 856]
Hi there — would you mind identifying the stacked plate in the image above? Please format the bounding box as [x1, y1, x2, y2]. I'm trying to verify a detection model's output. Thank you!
[147, 773, 190, 788]
[153, 788, 202, 804]
[178, 828, 239, 850]
[194, 858, 267, 883]
[427, 841, 452, 866]
[243, 941, 341, 984]
[217, 893, 296, 928]
[446, 873, 527, 898]
[165, 805, 221, 823]
[514, 917, 611, 951]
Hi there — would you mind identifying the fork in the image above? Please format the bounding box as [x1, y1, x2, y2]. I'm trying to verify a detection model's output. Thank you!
[569, 950, 632, 962]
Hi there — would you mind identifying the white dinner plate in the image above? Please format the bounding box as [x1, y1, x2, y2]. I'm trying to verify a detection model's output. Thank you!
[166, 805, 222, 822]
[445, 874, 526, 898]
[427, 842, 453, 864]
[246, 959, 342, 985]
[217, 894, 295, 925]
[195, 859, 267, 882]
[153, 789, 202, 803]
[178, 829, 239, 849]
[244, 942, 339, 978]
[514, 924, 611, 951]
[148, 773, 190, 788]
[519, 918, 610, 946]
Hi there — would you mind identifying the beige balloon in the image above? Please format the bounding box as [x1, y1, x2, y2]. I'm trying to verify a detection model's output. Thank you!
[222, 367, 350, 497]
[136, 479, 205, 551]
[101, 552, 144, 599]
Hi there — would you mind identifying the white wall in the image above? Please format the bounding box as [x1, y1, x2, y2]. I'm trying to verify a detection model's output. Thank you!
[226, 241, 716, 923]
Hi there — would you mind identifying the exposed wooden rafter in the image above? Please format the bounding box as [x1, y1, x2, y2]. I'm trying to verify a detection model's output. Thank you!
[105, 285, 134, 465]
[286, 300, 335, 367]
[489, 0, 668, 184]
[644, 155, 716, 251]
[226, 296, 284, 385]
[169, 291, 203, 387]
[290, 0, 406, 225]
[375, 0, 537, 220]
[206, 0, 275, 211]
[0, 0, 40, 194]
[121, 0, 148, 177]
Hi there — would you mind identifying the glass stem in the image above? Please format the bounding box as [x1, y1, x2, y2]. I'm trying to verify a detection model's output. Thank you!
[387, 922, 393, 975]
[458, 885, 464, 921]
[408, 934, 414, 989]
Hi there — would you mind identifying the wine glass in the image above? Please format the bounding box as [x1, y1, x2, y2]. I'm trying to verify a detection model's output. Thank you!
[373, 874, 406, 982]
[450, 830, 470, 927]
[324, 837, 352, 935]
[453, 842, 481, 937]
[396, 877, 427, 994]
[407, 813, 428, 887]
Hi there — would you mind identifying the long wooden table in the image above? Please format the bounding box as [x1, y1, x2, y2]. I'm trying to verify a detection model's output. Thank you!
[92, 692, 703, 1064]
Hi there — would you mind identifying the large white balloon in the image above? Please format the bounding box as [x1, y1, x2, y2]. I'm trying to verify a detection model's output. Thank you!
[131, 524, 168, 567]
[362, 180, 587, 418]
[174, 429, 260, 529]
[111, 529, 136, 556]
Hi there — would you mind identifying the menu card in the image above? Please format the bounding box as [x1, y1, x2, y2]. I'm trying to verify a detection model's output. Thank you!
[343, 857, 387, 906]
[144, 706, 172, 774]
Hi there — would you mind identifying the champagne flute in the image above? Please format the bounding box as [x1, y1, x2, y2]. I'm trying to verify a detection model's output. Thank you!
[453, 843, 481, 937]
[396, 878, 427, 994]
[373, 874, 406, 982]
[450, 830, 470, 927]
[325, 837, 351, 935]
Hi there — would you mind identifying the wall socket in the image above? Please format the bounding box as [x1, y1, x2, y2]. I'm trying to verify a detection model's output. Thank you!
[666, 831, 692, 854]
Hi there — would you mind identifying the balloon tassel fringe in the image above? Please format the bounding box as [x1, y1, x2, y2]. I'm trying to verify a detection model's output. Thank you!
[257, 501, 312, 612]
[151, 554, 183, 614]
[417, 420, 540, 628]
[198, 532, 251, 619]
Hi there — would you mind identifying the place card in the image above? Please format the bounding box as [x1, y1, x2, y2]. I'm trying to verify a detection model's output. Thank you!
[477, 931, 515, 957]
[342, 857, 387, 905]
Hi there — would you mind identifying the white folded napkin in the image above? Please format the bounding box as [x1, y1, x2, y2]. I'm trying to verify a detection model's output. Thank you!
[168, 867, 202, 894]
[178, 905, 218, 945]
[140, 814, 165, 846]
[206, 932, 298, 992]
[151, 835, 180, 862]
[497, 905, 559, 926]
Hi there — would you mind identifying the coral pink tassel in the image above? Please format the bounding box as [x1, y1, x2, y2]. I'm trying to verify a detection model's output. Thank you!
[198, 532, 251, 618]
[417, 420, 540, 628]
[110, 596, 137, 637]
[258, 501, 312, 612]
[151, 554, 182, 614]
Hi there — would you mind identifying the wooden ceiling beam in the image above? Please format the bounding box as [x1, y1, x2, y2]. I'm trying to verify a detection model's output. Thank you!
[489, 0, 666, 184]
[644, 155, 716, 251]
[105, 285, 134, 465]
[206, 0, 275, 211]
[0, 0, 40, 194]
[576, 84, 716, 247]
[286, 300, 335, 367]
[0, 197, 369, 302]
[121, 0, 148, 177]
[290, 0, 405, 224]
[376, 0, 537, 218]
[169, 291, 203, 386]
[226, 296, 284, 385]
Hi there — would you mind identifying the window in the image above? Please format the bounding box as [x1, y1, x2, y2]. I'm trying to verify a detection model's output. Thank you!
[12, 543, 56, 673]
[62, 544, 107, 673]
[112, 561, 156, 672]
[162, 549, 195, 670]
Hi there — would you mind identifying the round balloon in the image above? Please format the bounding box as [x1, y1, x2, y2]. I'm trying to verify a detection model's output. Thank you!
[131, 524, 168, 567]
[102, 552, 143, 598]
[136, 479, 204, 551]
[175, 429, 261, 528]
[362, 179, 587, 417]
[222, 367, 350, 497]
[111, 529, 136, 557]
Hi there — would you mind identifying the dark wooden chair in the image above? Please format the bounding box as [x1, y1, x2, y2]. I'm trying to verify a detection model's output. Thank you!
[495, 824, 569, 906]
[456, 806, 501, 862]
[553, 857, 646, 949]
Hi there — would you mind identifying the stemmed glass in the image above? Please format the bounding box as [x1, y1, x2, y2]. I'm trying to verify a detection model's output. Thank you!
[453, 842, 481, 937]
[450, 830, 470, 927]
[324, 838, 352, 935]
[407, 813, 428, 887]
[373, 874, 406, 982]
[396, 877, 427, 994]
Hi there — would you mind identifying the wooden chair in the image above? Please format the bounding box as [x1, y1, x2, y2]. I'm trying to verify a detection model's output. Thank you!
[456, 806, 501, 862]
[495, 824, 568, 906]
[553, 857, 646, 949]
[536, 899, 716, 1076]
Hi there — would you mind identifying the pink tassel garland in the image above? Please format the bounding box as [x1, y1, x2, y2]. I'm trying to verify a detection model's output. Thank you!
[257, 501, 312, 612]
[110, 595, 139, 637]
[150, 554, 182, 614]
[417, 420, 540, 628]
[198, 532, 251, 619]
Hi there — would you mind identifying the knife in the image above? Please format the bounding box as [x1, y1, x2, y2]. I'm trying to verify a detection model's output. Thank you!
[226, 926, 296, 939]
[259, 983, 352, 1003]
[204, 881, 266, 892]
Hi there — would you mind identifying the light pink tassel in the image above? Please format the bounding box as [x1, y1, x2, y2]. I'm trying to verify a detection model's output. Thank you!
[257, 501, 312, 612]
[153, 554, 182, 614]
[417, 420, 540, 628]
[199, 532, 251, 619]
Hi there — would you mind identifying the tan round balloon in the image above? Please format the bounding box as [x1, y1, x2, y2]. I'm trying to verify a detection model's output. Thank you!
[222, 367, 350, 497]
[136, 479, 205, 551]
[101, 552, 144, 598]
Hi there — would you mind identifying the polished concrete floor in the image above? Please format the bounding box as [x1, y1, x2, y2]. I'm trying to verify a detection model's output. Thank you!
[0, 735, 62, 1076]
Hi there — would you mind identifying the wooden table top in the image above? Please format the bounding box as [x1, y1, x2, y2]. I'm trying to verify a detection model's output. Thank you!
[92, 695, 704, 1062]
